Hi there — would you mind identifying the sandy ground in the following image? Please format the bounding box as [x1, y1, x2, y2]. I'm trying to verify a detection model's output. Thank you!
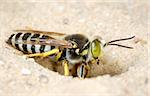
[0, 0, 149, 96]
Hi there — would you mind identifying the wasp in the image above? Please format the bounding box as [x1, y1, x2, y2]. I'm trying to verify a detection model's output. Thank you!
[6, 29, 135, 78]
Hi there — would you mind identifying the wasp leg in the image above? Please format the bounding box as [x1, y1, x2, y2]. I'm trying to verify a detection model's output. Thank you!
[90, 59, 96, 64]
[62, 60, 69, 76]
[77, 63, 90, 79]
[26, 48, 59, 58]
[55, 51, 62, 61]
[49, 51, 62, 62]
[85, 64, 90, 77]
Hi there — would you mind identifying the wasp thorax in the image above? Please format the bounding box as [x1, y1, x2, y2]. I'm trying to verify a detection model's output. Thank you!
[65, 34, 90, 64]
[65, 34, 89, 50]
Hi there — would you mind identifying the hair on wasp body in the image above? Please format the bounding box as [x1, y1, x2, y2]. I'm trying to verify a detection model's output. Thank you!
[6, 29, 135, 79]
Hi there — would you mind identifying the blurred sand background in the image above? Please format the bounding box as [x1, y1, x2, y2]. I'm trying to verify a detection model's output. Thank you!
[0, 0, 149, 96]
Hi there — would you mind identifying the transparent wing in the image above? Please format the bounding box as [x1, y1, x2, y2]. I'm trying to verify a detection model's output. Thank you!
[16, 38, 72, 48]
[14, 29, 66, 36]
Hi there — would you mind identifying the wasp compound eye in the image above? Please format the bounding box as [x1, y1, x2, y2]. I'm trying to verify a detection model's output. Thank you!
[91, 39, 101, 59]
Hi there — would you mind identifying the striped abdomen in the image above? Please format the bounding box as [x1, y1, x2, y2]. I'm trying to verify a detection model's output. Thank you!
[6, 32, 56, 54]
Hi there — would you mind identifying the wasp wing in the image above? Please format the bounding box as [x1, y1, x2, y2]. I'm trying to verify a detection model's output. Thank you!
[14, 29, 66, 36]
[16, 38, 72, 48]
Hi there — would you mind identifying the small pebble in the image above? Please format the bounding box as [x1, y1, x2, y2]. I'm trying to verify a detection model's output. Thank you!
[39, 75, 49, 84]
[22, 55, 27, 59]
[0, 89, 2, 94]
[134, 37, 147, 45]
[0, 60, 4, 65]
[63, 18, 69, 25]
[8, 80, 16, 86]
[105, 13, 110, 16]
[78, 18, 85, 23]
[21, 68, 31, 75]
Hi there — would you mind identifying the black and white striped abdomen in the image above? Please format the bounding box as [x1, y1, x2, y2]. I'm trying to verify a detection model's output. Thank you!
[6, 32, 55, 54]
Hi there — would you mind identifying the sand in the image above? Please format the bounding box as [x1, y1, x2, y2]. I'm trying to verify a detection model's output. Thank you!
[0, 0, 149, 96]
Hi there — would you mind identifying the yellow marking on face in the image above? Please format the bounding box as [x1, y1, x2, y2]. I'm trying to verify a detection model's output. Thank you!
[71, 41, 77, 48]
[81, 49, 88, 56]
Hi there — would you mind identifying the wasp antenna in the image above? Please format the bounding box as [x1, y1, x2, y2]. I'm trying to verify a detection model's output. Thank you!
[108, 43, 133, 49]
[107, 36, 135, 44]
